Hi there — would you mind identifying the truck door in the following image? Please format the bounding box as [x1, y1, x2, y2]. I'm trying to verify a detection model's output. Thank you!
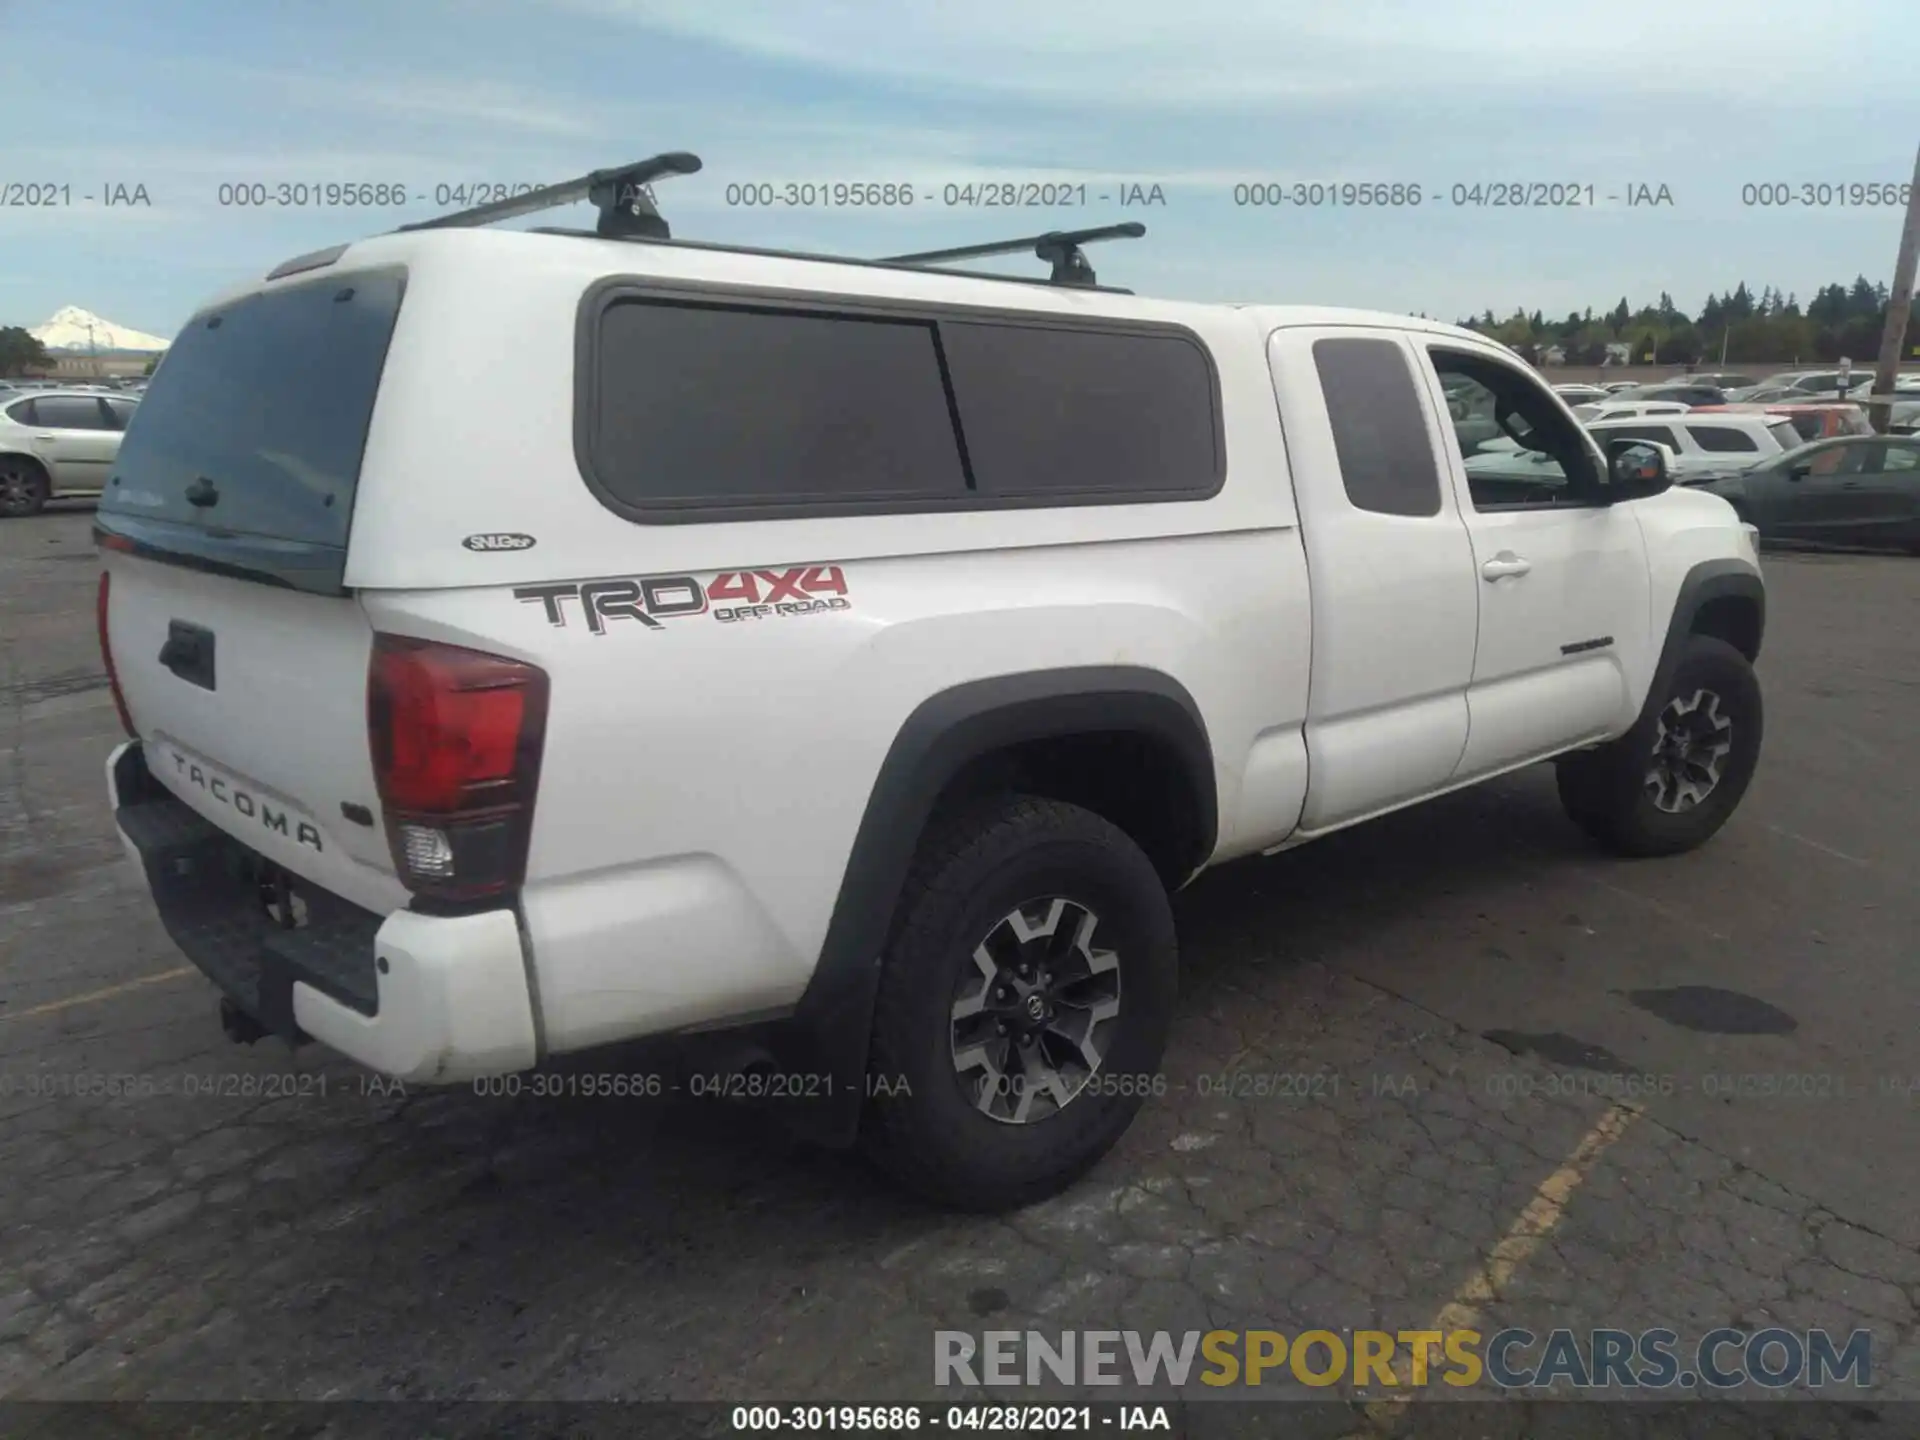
[1413, 342, 1654, 778]
[1266, 327, 1479, 832]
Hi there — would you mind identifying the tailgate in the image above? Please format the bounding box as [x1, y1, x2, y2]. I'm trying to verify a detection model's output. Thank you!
[104, 555, 407, 916]
[95, 264, 412, 916]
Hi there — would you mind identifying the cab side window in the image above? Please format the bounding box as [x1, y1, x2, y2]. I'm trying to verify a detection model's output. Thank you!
[1428, 346, 1602, 512]
[1312, 336, 1443, 518]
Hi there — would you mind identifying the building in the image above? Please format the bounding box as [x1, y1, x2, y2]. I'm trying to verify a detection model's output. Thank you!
[30, 352, 155, 379]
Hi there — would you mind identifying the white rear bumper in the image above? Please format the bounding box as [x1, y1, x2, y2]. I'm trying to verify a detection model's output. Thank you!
[107, 739, 539, 1084]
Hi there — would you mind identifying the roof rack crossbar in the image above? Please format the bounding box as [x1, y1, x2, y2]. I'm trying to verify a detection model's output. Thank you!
[395, 152, 703, 240]
[879, 222, 1146, 287]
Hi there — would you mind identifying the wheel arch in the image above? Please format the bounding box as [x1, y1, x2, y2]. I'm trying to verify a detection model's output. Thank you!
[772, 666, 1217, 1147]
[0, 448, 51, 476]
[1647, 558, 1764, 720]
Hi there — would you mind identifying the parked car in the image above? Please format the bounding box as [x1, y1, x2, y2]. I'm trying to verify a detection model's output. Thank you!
[1724, 384, 1812, 404]
[1571, 400, 1692, 423]
[0, 389, 139, 516]
[1551, 383, 1612, 406]
[1688, 436, 1920, 552]
[1688, 373, 1758, 390]
[1780, 404, 1875, 442]
[1601, 380, 1640, 393]
[1443, 385, 1506, 455]
[1788, 371, 1869, 397]
[1468, 411, 1797, 492]
[1463, 441, 1669, 491]
[91, 168, 1766, 1210]
[1600, 382, 1728, 407]
[1587, 411, 1802, 469]
[1689, 402, 1873, 445]
[1738, 370, 1863, 399]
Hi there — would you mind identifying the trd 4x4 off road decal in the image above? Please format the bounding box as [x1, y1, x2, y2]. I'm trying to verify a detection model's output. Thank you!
[515, 565, 849, 635]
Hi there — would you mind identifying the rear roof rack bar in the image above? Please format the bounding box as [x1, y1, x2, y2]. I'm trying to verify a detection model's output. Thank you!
[396, 152, 703, 239]
[880, 222, 1146, 288]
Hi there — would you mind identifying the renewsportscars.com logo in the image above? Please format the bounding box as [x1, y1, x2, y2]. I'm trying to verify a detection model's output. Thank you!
[514, 565, 849, 635]
[934, 1327, 1873, 1391]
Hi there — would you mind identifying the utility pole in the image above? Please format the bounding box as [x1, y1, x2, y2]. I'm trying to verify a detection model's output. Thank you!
[1868, 140, 1920, 433]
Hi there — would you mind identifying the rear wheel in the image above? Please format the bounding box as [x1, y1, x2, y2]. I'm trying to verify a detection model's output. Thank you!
[0, 457, 50, 518]
[861, 795, 1177, 1212]
[1557, 635, 1762, 857]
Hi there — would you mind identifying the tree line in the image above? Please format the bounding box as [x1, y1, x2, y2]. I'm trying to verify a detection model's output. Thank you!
[8, 276, 1916, 379]
[1456, 276, 1920, 366]
[0, 326, 53, 377]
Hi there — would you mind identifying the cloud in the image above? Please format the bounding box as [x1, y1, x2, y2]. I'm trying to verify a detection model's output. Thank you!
[536, 0, 1918, 106]
[272, 74, 601, 137]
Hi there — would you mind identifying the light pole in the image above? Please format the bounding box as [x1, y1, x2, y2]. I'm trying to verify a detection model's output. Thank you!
[1868, 141, 1920, 434]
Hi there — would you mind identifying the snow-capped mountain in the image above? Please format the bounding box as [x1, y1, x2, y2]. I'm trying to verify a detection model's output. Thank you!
[29, 306, 170, 353]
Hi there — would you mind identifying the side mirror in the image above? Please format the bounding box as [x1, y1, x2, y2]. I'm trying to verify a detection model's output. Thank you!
[1785, 463, 1810, 482]
[1604, 439, 1670, 500]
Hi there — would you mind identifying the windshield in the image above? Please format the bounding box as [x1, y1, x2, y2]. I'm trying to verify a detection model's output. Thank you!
[1767, 421, 1804, 450]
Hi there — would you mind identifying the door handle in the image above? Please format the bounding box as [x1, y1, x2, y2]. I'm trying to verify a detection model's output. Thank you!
[1482, 553, 1532, 580]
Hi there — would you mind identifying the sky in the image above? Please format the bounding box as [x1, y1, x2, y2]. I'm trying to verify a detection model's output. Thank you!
[2, 0, 1918, 341]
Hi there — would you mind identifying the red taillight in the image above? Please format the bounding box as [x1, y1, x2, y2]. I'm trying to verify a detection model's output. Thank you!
[367, 635, 548, 905]
[96, 570, 137, 738]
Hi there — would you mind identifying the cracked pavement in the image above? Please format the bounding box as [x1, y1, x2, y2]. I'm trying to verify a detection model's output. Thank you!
[2, 509, 1917, 1431]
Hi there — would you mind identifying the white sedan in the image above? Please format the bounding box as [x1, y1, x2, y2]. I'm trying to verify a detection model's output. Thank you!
[0, 389, 139, 517]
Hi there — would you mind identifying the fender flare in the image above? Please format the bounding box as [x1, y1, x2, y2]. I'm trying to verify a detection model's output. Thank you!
[1643, 558, 1765, 721]
[772, 666, 1216, 1146]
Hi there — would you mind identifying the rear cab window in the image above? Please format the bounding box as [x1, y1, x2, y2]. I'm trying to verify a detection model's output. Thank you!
[96, 268, 406, 594]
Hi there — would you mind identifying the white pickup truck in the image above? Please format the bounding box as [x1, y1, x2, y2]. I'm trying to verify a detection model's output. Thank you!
[95, 158, 1766, 1210]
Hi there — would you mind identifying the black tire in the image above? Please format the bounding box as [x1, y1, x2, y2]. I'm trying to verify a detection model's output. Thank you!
[860, 795, 1177, 1212]
[0, 457, 50, 518]
[1556, 635, 1762, 858]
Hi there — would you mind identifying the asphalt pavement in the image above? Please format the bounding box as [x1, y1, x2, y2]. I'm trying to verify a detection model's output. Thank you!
[1, 507, 1916, 1432]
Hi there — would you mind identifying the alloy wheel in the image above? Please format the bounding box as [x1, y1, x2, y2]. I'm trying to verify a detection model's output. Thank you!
[949, 897, 1122, 1125]
[1645, 688, 1733, 814]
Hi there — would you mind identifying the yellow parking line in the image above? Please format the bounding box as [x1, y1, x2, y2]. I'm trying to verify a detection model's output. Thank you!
[1353, 1102, 1641, 1436]
[0, 966, 195, 1023]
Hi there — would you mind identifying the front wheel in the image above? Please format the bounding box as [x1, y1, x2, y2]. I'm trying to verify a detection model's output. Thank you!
[860, 795, 1178, 1212]
[1557, 635, 1762, 857]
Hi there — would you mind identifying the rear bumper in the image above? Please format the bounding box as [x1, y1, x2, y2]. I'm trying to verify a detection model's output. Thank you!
[106, 741, 537, 1083]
